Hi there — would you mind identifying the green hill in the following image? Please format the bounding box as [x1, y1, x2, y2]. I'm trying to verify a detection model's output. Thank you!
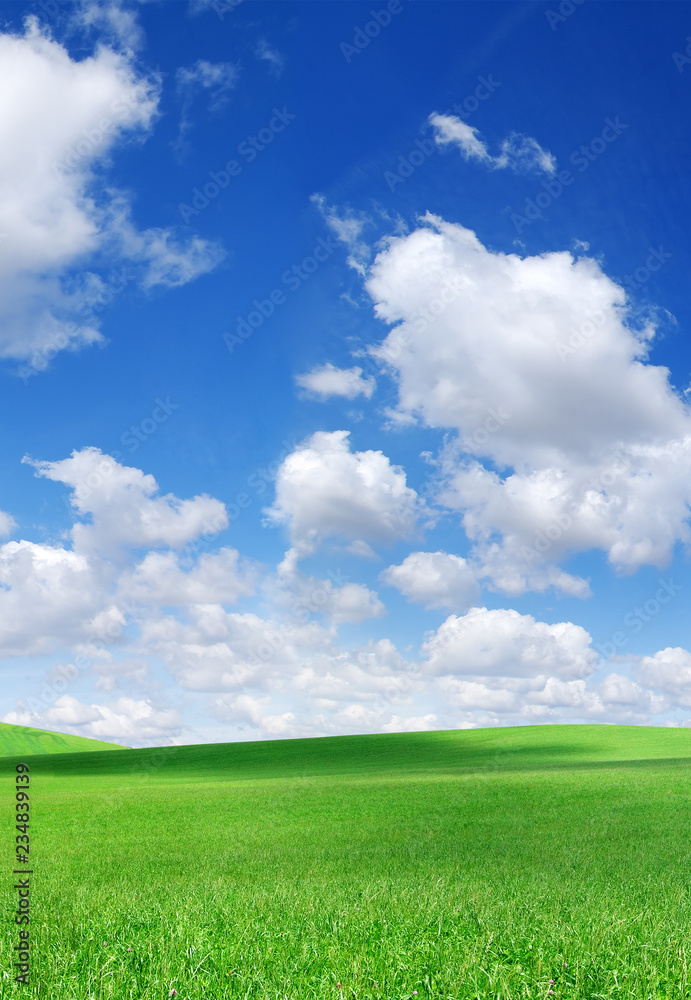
[3, 723, 691, 998]
[3, 722, 691, 779]
[0, 720, 126, 758]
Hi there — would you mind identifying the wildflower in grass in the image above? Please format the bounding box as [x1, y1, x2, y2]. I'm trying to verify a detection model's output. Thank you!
[336, 983, 342, 989]
[169, 991, 178, 996]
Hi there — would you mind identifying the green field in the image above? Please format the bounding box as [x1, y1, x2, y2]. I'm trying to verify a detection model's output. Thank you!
[0, 722, 125, 758]
[2, 723, 691, 999]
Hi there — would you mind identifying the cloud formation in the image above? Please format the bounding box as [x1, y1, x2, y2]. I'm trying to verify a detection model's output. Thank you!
[0, 19, 221, 367]
[266, 430, 424, 562]
[295, 363, 376, 400]
[429, 114, 556, 174]
[365, 215, 691, 596]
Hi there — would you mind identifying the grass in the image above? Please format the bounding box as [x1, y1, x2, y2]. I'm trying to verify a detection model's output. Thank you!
[2, 724, 691, 998]
[0, 722, 125, 758]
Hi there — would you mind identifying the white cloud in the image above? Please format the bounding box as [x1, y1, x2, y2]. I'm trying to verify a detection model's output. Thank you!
[119, 549, 257, 608]
[0, 449, 231, 658]
[74, 0, 145, 52]
[0, 19, 221, 366]
[266, 430, 424, 560]
[3, 694, 182, 743]
[637, 647, 691, 707]
[422, 607, 598, 680]
[28, 447, 227, 554]
[0, 511, 17, 537]
[381, 551, 479, 610]
[176, 59, 238, 111]
[295, 363, 376, 400]
[382, 713, 438, 732]
[364, 215, 691, 595]
[254, 39, 284, 77]
[430, 114, 556, 174]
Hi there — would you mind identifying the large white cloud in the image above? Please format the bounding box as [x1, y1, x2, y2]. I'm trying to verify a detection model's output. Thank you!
[29, 447, 227, 553]
[381, 551, 479, 610]
[266, 430, 424, 561]
[365, 215, 691, 595]
[0, 19, 221, 365]
[5, 694, 181, 743]
[0, 449, 230, 657]
[422, 607, 598, 680]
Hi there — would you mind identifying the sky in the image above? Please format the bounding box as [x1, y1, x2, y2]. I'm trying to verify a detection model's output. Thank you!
[1, 0, 691, 747]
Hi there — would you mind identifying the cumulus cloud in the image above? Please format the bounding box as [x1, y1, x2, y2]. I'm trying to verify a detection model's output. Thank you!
[118, 549, 257, 608]
[422, 607, 598, 680]
[295, 363, 376, 400]
[637, 647, 691, 707]
[0, 449, 231, 658]
[430, 114, 556, 174]
[364, 215, 691, 596]
[28, 447, 227, 554]
[5, 694, 181, 743]
[381, 551, 479, 611]
[0, 19, 221, 367]
[266, 430, 424, 561]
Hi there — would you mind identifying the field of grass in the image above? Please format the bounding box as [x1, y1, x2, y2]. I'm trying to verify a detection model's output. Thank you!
[0, 722, 126, 758]
[2, 723, 691, 999]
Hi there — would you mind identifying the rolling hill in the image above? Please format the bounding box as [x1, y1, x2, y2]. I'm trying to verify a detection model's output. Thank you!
[0, 721, 126, 758]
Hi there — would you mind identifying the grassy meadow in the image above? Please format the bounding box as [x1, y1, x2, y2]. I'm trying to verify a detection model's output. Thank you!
[2, 724, 691, 999]
[0, 722, 125, 758]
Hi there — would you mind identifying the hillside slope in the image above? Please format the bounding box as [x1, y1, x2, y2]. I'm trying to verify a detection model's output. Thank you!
[3, 723, 691, 779]
[0, 721, 126, 757]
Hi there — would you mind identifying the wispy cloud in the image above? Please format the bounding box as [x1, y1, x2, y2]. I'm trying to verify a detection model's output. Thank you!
[429, 113, 556, 175]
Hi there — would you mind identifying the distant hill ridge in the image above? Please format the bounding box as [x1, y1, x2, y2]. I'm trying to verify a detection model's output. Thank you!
[2, 724, 691, 781]
[0, 722, 127, 757]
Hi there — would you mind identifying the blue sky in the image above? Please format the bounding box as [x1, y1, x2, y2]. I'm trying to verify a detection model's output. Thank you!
[1, 0, 691, 746]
